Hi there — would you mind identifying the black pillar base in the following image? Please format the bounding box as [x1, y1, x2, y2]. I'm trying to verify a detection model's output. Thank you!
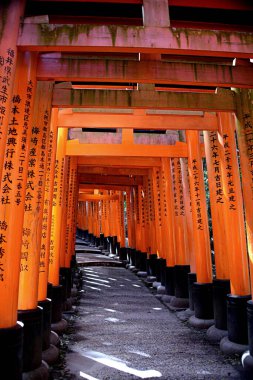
[38, 298, 52, 351]
[165, 266, 175, 296]
[247, 300, 253, 356]
[146, 254, 157, 277]
[38, 299, 59, 365]
[112, 236, 117, 255]
[87, 233, 92, 243]
[129, 248, 137, 267]
[192, 282, 214, 320]
[0, 322, 23, 380]
[116, 242, 120, 256]
[227, 294, 251, 345]
[135, 250, 141, 271]
[103, 236, 110, 251]
[159, 259, 167, 286]
[47, 282, 53, 300]
[213, 279, 230, 330]
[60, 267, 72, 300]
[242, 350, 253, 373]
[107, 236, 113, 254]
[188, 273, 197, 311]
[119, 247, 128, 261]
[18, 307, 43, 372]
[155, 258, 165, 283]
[51, 285, 63, 324]
[99, 233, 104, 247]
[174, 265, 190, 299]
[139, 252, 147, 272]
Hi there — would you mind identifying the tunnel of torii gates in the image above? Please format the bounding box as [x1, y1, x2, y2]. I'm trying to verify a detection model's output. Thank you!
[2, 0, 253, 378]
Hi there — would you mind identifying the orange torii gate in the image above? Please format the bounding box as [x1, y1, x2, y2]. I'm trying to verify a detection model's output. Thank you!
[2, 0, 253, 378]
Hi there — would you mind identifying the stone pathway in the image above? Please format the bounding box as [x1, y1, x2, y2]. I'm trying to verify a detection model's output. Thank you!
[53, 256, 250, 380]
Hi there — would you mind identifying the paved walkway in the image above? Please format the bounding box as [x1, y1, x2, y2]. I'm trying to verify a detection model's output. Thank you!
[53, 250, 249, 380]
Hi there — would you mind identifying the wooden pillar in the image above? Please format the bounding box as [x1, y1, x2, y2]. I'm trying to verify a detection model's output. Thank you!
[147, 172, 157, 254]
[234, 90, 253, 296]
[234, 89, 253, 360]
[0, 0, 26, 180]
[48, 128, 68, 286]
[186, 131, 212, 284]
[160, 158, 176, 266]
[119, 192, 125, 248]
[217, 112, 251, 348]
[152, 168, 163, 258]
[38, 108, 58, 302]
[203, 131, 230, 280]
[130, 187, 137, 249]
[70, 166, 78, 260]
[134, 186, 142, 251]
[59, 156, 71, 268]
[138, 185, 146, 253]
[171, 158, 189, 266]
[217, 113, 250, 296]
[186, 130, 214, 321]
[170, 158, 190, 304]
[126, 190, 132, 248]
[0, 52, 37, 328]
[143, 177, 152, 254]
[180, 158, 195, 273]
[65, 157, 78, 268]
[18, 81, 53, 311]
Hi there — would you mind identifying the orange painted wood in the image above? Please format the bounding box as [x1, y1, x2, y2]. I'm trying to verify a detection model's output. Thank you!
[160, 159, 176, 266]
[132, 187, 141, 251]
[186, 130, 212, 284]
[152, 168, 164, 259]
[79, 184, 131, 191]
[78, 167, 149, 176]
[59, 156, 71, 268]
[48, 128, 68, 286]
[67, 140, 189, 158]
[147, 172, 157, 254]
[142, 178, 152, 254]
[126, 190, 132, 247]
[235, 89, 253, 298]
[18, 23, 253, 58]
[78, 194, 119, 201]
[79, 173, 143, 186]
[171, 158, 189, 265]
[130, 187, 137, 249]
[53, 88, 235, 111]
[139, 185, 147, 252]
[38, 57, 253, 89]
[0, 0, 26, 181]
[103, 197, 110, 237]
[38, 108, 59, 301]
[180, 158, 196, 273]
[217, 112, 250, 296]
[70, 166, 79, 260]
[18, 81, 53, 310]
[0, 52, 37, 327]
[203, 130, 230, 280]
[78, 156, 162, 167]
[58, 112, 218, 131]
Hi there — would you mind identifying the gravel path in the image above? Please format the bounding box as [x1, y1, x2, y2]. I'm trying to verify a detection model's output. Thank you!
[49, 263, 251, 380]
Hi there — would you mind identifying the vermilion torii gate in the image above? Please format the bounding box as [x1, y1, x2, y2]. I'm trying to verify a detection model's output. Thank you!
[1, 0, 253, 378]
